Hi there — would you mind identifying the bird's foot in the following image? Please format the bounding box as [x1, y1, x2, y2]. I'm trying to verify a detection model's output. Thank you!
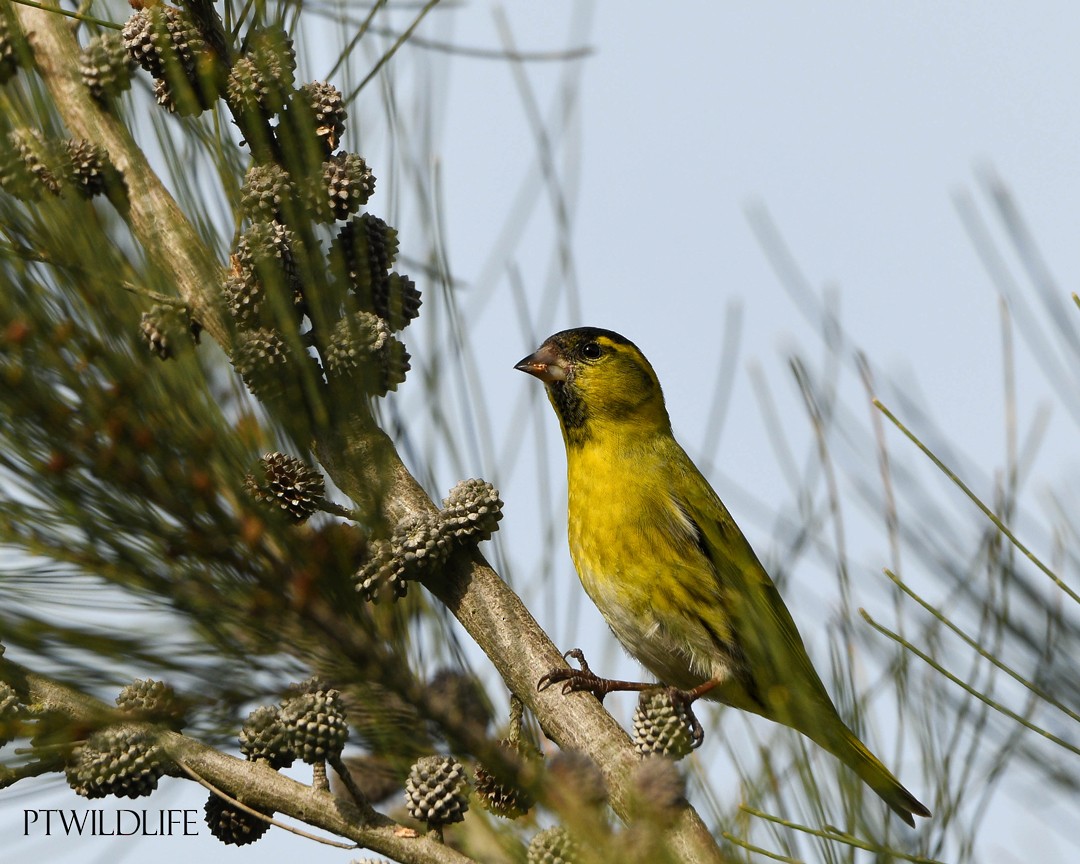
[663, 685, 707, 749]
[538, 648, 653, 702]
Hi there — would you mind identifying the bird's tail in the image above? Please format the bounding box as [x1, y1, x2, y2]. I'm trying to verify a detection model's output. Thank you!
[814, 723, 931, 827]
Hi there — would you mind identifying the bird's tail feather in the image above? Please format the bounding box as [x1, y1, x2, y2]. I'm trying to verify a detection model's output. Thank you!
[815, 723, 931, 827]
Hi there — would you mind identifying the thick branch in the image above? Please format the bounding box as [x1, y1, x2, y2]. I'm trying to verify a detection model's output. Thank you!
[3, 658, 474, 864]
[16, 3, 229, 345]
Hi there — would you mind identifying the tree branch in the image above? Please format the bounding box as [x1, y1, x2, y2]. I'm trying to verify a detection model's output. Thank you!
[2, 657, 476, 864]
[16, 6, 725, 861]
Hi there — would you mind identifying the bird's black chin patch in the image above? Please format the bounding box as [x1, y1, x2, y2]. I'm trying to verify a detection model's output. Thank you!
[548, 381, 590, 445]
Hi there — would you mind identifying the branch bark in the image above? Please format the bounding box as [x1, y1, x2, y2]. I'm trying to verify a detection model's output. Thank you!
[2, 658, 475, 864]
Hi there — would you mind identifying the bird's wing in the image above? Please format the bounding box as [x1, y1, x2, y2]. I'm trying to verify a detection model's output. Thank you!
[668, 455, 837, 724]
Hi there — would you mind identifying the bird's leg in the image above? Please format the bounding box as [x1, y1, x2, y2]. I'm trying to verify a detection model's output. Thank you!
[537, 648, 654, 703]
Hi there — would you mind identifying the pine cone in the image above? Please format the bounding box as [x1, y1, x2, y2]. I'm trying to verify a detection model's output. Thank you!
[227, 27, 295, 115]
[232, 328, 294, 402]
[65, 139, 110, 198]
[1, 129, 62, 199]
[66, 727, 166, 799]
[355, 509, 445, 601]
[239, 704, 296, 769]
[311, 152, 374, 223]
[440, 479, 503, 542]
[354, 538, 406, 602]
[404, 755, 468, 826]
[116, 678, 183, 729]
[240, 162, 293, 223]
[204, 793, 270, 846]
[374, 272, 421, 332]
[320, 311, 389, 382]
[547, 749, 607, 809]
[80, 32, 135, 102]
[328, 213, 399, 300]
[631, 689, 695, 759]
[244, 452, 324, 523]
[122, 6, 217, 115]
[628, 756, 686, 814]
[295, 81, 347, 152]
[234, 221, 302, 299]
[426, 669, 492, 738]
[527, 827, 579, 864]
[140, 303, 195, 360]
[222, 270, 263, 327]
[280, 683, 349, 763]
[474, 737, 538, 819]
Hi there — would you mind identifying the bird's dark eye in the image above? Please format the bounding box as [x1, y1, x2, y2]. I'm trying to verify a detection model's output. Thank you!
[581, 341, 602, 360]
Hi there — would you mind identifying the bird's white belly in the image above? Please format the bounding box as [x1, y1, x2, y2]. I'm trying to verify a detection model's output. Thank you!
[573, 557, 708, 690]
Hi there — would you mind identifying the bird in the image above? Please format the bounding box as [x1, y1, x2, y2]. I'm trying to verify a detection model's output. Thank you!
[515, 326, 930, 826]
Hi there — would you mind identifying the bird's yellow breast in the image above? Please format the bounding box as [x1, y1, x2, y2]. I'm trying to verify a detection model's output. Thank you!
[565, 434, 730, 688]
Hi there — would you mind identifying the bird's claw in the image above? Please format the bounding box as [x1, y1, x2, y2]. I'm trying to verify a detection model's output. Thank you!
[537, 648, 606, 698]
[666, 686, 706, 749]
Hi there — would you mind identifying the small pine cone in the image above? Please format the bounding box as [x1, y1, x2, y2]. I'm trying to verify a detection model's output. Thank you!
[404, 755, 468, 826]
[2, 129, 62, 199]
[204, 794, 270, 846]
[631, 690, 695, 759]
[223, 270, 263, 327]
[239, 705, 295, 769]
[116, 678, 183, 728]
[474, 738, 537, 819]
[66, 727, 166, 799]
[354, 538, 407, 602]
[629, 756, 686, 814]
[547, 750, 607, 809]
[240, 162, 292, 223]
[234, 221, 302, 299]
[296, 81, 347, 152]
[225, 56, 263, 114]
[65, 139, 109, 198]
[140, 303, 196, 360]
[398, 509, 450, 570]
[153, 77, 179, 114]
[244, 452, 324, 523]
[440, 479, 503, 543]
[247, 27, 296, 109]
[311, 152, 374, 223]
[356, 510, 447, 600]
[426, 669, 492, 738]
[329, 213, 399, 301]
[80, 32, 135, 102]
[232, 328, 293, 401]
[379, 336, 410, 394]
[373, 272, 421, 332]
[228, 27, 295, 115]
[280, 684, 349, 763]
[122, 7, 216, 114]
[527, 827, 579, 864]
[321, 311, 389, 380]
[122, 9, 167, 78]
[0, 681, 21, 747]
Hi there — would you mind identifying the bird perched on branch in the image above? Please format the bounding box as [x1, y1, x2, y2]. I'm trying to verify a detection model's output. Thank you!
[516, 326, 930, 826]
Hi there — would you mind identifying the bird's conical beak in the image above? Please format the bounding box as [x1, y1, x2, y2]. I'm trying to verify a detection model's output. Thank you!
[514, 343, 567, 383]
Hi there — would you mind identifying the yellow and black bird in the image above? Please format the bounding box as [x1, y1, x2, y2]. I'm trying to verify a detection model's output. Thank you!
[516, 326, 930, 826]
